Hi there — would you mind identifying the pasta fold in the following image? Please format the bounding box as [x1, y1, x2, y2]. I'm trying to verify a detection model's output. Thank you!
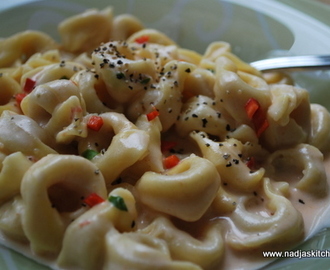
[136, 154, 220, 221]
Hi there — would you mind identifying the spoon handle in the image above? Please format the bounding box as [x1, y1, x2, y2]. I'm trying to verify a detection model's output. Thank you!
[250, 55, 330, 72]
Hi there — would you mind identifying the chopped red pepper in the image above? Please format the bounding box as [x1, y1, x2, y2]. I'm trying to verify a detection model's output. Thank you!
[83, 193, 105, 207]
[23, 78, 36, 93]
[163, 155, 180, 169]
[255, 118, 269, 137]
[135, 35, 149, 44]
[15, 93, 27, 106]
[246, 156, 255, 169]
[161, 141, 177, 152]
[244, 98, 269, 137]
[245, 98, 260, 119]
[146, 107, 159, 121]
[87, 115, 104, 131]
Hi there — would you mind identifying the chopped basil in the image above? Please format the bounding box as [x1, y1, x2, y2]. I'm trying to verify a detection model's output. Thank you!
[116, 72, 126, 80]
[108, 195, 128, 211]
[140, 78, 150, 84]
[82, 149, 99, 160]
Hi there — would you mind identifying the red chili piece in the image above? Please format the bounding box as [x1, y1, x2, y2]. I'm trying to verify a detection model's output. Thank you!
[87, 115, 104, 131]
[163, 155, 180, 169]
[23, 78, 36, 93]
[244, 98, 269, 137]
[161, 141, 177, 152]
[147, 108, 160, 121]
[15, 93, 27, 105]
[135, 35, 149, 44]
[83, 193, 105, 207]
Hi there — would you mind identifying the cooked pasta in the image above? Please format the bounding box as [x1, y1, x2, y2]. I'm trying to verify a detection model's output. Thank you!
[0, 6, 329, 270]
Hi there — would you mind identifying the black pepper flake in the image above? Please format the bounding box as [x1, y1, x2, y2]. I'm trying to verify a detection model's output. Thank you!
[192, 114, 198, 118]
[206, 143, 210, 147]
[59, 60, 65, 67]
[233, 159, 239, 164]
[226, 162, 232, 167]
[217, 112, 221, 118]
[131, 220, 136, 228]
[202, 118, 208, 128]
[298, 199, 305, 204]
[226, 124, 231, 131]
[253, 191, 258, 196]
[94, 74, 99, 79]
[185, 68, 191, 73]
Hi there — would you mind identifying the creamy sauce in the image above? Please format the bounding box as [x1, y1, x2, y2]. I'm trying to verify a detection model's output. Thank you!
[0, 159, 330, 270]
[220, 156, 330, 270]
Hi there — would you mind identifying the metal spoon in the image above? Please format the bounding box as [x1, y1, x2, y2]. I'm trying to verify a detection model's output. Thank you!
[250, 55, 330, 72]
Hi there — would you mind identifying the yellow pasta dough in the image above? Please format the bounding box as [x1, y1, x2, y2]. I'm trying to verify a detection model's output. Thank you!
[0, 6, 329, 270]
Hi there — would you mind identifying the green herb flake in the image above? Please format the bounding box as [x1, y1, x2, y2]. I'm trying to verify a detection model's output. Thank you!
[108, 195, 128, 211]
[140, 78, 150, 84]
[116, 72, 126, 80]
[82, 149, 99, 160]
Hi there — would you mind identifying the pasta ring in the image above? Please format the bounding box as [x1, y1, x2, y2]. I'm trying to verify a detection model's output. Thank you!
[136, 154, 220, 222]
[20, 154, 107, 255]
[81, 112, 150, 185]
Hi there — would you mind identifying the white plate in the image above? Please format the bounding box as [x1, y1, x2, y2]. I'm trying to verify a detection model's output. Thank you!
[0, 0, 330, 269]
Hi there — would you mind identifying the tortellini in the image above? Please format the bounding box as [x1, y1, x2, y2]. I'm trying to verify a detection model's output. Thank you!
[227, 178, 304, 250]
[0, 6, 329, 270]
[21, 154, 107, 255]
[136, 154, 220, 221]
